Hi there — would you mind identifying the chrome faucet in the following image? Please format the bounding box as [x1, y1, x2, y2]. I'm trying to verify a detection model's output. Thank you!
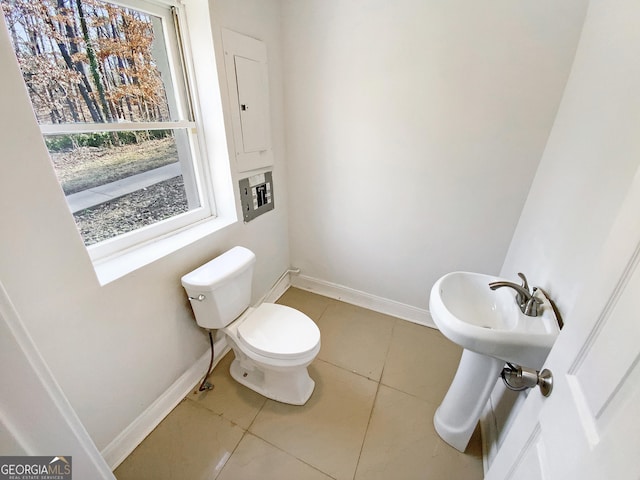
[489, 272, 542, 317]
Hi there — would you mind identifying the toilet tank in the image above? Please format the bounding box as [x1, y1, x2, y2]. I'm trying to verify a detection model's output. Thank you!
[181, 246, 256, 329]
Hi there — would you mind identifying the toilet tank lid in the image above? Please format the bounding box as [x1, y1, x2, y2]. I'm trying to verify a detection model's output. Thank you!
[181, 246, 256, 290]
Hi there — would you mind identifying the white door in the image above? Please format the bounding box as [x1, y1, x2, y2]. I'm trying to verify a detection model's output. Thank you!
[485, 167, 640, 480]
[0, 281, 115, 479]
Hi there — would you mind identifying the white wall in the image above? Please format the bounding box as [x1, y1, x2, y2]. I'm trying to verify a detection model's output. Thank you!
[0, 0, 286, 451]
[491, 0, 640, 458]
[281, 0, 589, 311]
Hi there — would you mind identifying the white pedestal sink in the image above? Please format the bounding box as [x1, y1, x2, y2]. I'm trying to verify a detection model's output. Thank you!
[429, 272, 560, 452]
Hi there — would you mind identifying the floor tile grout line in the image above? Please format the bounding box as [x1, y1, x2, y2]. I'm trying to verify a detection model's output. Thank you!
[186, 378, 269, 433]
[244, 431, 339, 480]
[163, 397, 249, 480]
[276, 287, 335, 324]
[183, 394, 252, 432]
[377, 318, 401, 383]
[351, 318, 399, 480]
[315, 357, 381, 383]
[313, 301, 400, 384]
[214, 429, 250, 480]
[316, 297, 334, 320]
[378, 381, 442, 407]
[244, 395, 268, 433]
[352, 378, 382, 480]
[186, 386, 269, 479]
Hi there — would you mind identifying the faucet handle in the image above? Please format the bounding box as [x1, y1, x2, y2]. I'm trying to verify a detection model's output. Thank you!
[515, 272, 530, 308]
[517, 272, 530, 292]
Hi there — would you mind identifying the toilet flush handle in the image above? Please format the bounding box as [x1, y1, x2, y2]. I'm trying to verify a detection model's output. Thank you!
[188, 294, 206, 302]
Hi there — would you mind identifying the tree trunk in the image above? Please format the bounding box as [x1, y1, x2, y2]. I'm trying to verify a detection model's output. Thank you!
[76, 0, 112, 122]
[49, 0, 104, 123]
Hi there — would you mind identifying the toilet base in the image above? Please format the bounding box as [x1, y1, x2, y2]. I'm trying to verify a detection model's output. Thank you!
[229, 356, 315, 406]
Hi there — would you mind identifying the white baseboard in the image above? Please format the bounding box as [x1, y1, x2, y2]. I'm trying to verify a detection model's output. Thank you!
[101, 337, 230, 470]
[290, 274, 435, 328]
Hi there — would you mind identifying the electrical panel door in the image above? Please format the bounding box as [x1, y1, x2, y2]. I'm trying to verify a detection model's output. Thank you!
[222, 29, 273, 172]
[235, 55, 269, 153]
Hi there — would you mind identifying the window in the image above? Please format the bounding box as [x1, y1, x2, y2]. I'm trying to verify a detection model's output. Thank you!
[1, 0, 214, 260]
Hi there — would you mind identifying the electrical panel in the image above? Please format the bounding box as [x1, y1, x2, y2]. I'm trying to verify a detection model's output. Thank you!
[239, 172, 274, 222]
[222, 29, 273, 173]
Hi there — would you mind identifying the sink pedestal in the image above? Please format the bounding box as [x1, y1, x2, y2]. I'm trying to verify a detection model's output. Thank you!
[434, 349, 504, 452]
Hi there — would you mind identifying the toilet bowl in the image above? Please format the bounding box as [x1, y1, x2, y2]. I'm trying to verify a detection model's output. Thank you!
[225, 303, 320, 405]
[181, 247, 321, 405]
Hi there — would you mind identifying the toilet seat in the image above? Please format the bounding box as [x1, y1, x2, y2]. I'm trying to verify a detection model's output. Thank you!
[237, 303, 320, 360]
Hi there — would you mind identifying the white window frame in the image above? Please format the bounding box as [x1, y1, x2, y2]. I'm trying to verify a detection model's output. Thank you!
[35, 0, 221, 265]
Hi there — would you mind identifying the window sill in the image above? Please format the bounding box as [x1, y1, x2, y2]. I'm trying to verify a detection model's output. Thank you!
[92, 215, 237, 285]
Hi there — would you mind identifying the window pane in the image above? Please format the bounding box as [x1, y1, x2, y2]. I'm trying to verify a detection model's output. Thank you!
[46, 130, 200, 246]
[2, 0, 178, 125]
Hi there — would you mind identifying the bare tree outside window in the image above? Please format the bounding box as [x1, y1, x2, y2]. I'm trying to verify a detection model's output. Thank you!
[2, 0, 204, 247]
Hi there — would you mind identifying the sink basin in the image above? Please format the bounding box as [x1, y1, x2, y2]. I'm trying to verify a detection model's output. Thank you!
[430, 271, 560, 368]
[429, 271, 561, 452]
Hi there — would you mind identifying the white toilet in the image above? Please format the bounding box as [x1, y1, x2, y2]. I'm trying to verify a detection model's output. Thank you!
[181, 246, 321, 405]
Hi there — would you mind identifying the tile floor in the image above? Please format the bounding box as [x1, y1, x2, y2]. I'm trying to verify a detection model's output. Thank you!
[114, 288, 483, 480]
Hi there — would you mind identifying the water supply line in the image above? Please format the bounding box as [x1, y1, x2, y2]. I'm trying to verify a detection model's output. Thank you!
[197, 331, 215, 392]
